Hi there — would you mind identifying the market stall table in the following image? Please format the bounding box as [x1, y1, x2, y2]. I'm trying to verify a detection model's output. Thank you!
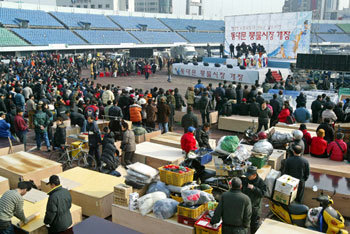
[256, 218, 321, 234]
[8, 189, 82, 234]
[276, 122, 319, 132]
[303, 155, 350, 178]
[0, 176, 9, 194]
[112, 204, 194, 234]
[0, 152, 62, 189]
[218, 115, 258, 133]
[40, 167, 124, 218]
[135, 130, 162, 144]
[150, 132, 216, 149]
[134, 142, 185, 169]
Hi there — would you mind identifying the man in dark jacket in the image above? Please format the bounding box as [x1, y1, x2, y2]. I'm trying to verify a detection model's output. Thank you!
[108, 100, 123, 120]
[317, 118, 334, 143]
[241, 166, 267, 234]
[225, 84, 236, 100]
[44, 175, 72, 234]
[87, 115, 102, 166]
[214, 83, 225, 112]
[181, 106, 198, 133]
[66, 110, 87, 133]
[174, 88, 186, 111]
[269, 94, 281, 126]
[236, 84, 243, 104]
[195, 123, 211, 149]
[257, 102, 271, 132]
[283, 145, 310, 203]
[238, 98, 250, 116]
[311, 95, 323, 123]
[198, 92, 210, 124]
[211, 177, 252, 234]
[296, 92, 307, 108]
[53, 117, 66, 149]
[34, 102, 51, 151]
[249, 98, 260, 117]
[255, 92, 264, 105]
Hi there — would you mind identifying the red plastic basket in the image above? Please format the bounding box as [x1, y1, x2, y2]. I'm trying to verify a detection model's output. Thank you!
[177, 215, 197, 227]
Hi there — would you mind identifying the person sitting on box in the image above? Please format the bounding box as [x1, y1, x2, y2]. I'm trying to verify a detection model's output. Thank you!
[195, 123, 212, 150]
[210, 177, 252, 234]
[282, 144, 310, 203]
[241, 166, 267, 234]
[181, 127, 197, 158]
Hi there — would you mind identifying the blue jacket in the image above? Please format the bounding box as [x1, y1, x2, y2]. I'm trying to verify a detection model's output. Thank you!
[0, 119, 12, 139]
[15, 93, 25, 108]
[194, 83, 205, 90]
[294, 107, 311, 123]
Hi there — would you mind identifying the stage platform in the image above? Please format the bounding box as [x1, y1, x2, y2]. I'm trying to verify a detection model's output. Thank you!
[267, 59, 295, 69]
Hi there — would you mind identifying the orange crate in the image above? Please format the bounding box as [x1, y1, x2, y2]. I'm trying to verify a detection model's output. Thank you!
[177, 203, 207, 219]
[159, 165, 194, 186]
[194, 211, 222, 234]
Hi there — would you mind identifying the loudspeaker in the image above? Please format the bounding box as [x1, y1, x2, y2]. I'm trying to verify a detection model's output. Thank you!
[204, 62, 209, 66]
[310, 54, 318, 69]
[296, 54, 304, 69]
[193, 62, 198, 66]
[323, 55, 332, 70]
[239, 65, 246, 70]
[227, 64, 233, 68]
[183, 61, 188, 65]
[215, 63, 221, 67]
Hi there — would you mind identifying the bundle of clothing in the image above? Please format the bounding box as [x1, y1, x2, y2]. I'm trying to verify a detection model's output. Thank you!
[125, 162, 158, 189]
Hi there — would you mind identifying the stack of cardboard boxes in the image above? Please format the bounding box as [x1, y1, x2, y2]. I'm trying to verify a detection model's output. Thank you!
[273, 175, 299, 205]
[113, 184, 133, 207]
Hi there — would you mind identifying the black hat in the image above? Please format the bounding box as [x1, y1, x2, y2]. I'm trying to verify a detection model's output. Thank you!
[245, 166, 257, 177]
[46, 175, 60, 185]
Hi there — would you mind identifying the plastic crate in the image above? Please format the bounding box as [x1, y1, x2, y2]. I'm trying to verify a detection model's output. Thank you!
[177, 203, 207, 219]
[194, 212, 222, 234]
[196, 149, 213, 165]
[249, 155, 267, 169]
[177, 215, 197, 227]
[191, 186, 213, 194]
[159, 166, 194, 187]
[170, 194, 183, 203]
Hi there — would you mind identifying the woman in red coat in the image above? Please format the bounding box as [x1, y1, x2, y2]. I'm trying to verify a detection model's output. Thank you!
[310, 129, 328, 158]
[299, 124, 312, 154]
[181, 127, 197, 155]
[278, 104, 290, 123]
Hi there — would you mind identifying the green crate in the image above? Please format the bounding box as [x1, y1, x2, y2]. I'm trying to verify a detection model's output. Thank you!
[249, 155, 267, 169]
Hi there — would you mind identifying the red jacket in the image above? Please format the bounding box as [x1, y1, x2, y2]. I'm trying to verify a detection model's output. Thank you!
[278, 108, 290, 123]
[310, 136, 328, 156]
[301, 129, 312, 154]
[327, 139, 347, 161]
[181, 132, 197, 153]
[14, 115, 28, 132]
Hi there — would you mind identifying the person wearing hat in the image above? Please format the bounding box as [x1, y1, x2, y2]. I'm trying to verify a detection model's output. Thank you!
[310, 129, 328, 158]
[210, 177, 252, 234]
[181, 127, 197, 157]
[198, 91, 210, 124]
[181, 106, 198, 133]
[44, 175, 73, 234]
[283, 144, 310, 203]
[157, 96, 171, 133]
[241, 166, 267, 234]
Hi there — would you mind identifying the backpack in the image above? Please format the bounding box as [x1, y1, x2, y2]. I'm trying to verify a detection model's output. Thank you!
[286, 115, 296, 124]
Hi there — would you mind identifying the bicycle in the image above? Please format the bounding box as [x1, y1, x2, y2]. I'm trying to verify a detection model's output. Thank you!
[49, 141, 97, 171]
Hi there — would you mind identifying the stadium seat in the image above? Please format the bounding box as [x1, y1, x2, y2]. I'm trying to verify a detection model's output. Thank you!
[0, 28, 28, 46]
[130, 31, 187, 44]
[317, 33, 350, 43]
[337, 24, 350, 33]
[179, 32, 224, 43]
[11, 28, 86, 45]
[75, 30, 139, 44]
[109, 15, 168, 30]
[159, 18, 224, 31]
[0, 7, 62, 27]
[311, 23, 344, 33]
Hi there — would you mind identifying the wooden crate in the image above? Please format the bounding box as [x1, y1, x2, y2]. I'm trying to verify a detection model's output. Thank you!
[112, 204, 194, 234]
[150, 132, 216, 149]
[0, 152, 62, 189]
[303, 155, 350, 178]
[218, 115, 258, 133]
[256, 219, 321, 234]
[257, 165, 272, 181]
[134, 142, 185, 169]
[135, 130, 162, 144]
[0, 176, 9, 195]
[9, 193, 82, 234]
[0, 144, 25, 156]
[275, 122, 319, 132]
[40, 167, 124, 218]
[174, 111, 218, 125]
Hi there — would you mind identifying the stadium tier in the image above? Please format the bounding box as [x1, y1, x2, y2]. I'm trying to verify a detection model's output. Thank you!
[337, 24, 350, 33]
[179, 32, 224, 43]
[311, 23, 344, 33]
[130, 31, 187, 44]
[109, 15, 168, 31]
[0, 7, 62, 27]
[311, 34, 324, 43]
[0, 28, 28, 46]
[317, 33, 350, 43]
[50, 12, 118, 29]
[159, 18, 224, 31]
[75, 30, 139, 44]
[11, 28, 86, 45]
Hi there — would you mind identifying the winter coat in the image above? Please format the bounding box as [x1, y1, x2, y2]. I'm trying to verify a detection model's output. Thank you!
[0, 118, 11, 138]
[14, 115, 28, 132]
[101, 134, 119, 171]
[301, 129, 312, 154]
[15, 93, 25, 109]
[108, 105, 123, 119]
[129, 104, 142, 123]
[322, 109, 337, 123]
[86, 121, 101, 147]
[121, 129, 136, 152]
[296, 94, 306, 108]
[283, 155, 310, 182]
[270, 98, 281, 118]
[317, 123, 334, 143]
[53, 123, 66, 147]
[174, 92, 186, 110]
[256, 95, 265, 105]
[181, 111, 198, 131]
[34, 110, 50, 133]
[70, 112, 85, 127]
[249, 102, 260, 117]
[101, 90, 114, 105]
[185, 90, 195, 105]
[294, 107, 311, 123]
[258, 107, 271, 125]
[195, 127, 211, 149]
[146, 104, 157, 123]
[238, 103, 250, 116]
[310, 136, 328, 156]
[327, 139, 347, 161]
[278, 108, 290, 123]
[157, 102, 170, 123]
[225, 88, 236, 100]
[181, 132, 197, 153]
[44, 186, 72, 233]
[198, 96, 210, 115]
[241, 175, 267, 210]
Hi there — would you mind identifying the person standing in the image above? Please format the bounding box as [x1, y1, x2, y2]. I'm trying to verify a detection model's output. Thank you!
[210, 177, 252, 234]
[174, 88, 186, 111]
[206, 43, 211, 57]
[181, 106, 198, 133]
[185, 87, 195, 107]
[144, 63, 151, 80]
[219, 44, 224, 58]
[86, 115, 102, 167]
[157, 97, 171, 133]
[14, 109, 28, 151]
[311, 95, 323, 123]
[257, 101, 271, 132]
[44, 175, 72, 234]
[129, 100, 142, 126]
[241, 166, 267, 234]
[14, 88, 25, 112]
[121, 121, 136, 166]
[283, 144, 310, 203]
[33, 102, 51, 152]
[195, 122, 211, 149]
[0, 181, 33, 234]
[26, 95, 36, 129]
[167, 59, 173, 83]
[145, 98, 157, 129]
[198, 91, 210, 124]
[229, 43, 235, 58]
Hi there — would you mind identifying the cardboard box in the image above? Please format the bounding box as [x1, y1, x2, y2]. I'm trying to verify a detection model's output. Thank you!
[273, 190, 297, 205]
[114, 184, 133, 198]
[129, 192, 139, 211]
[114, 196, 129, 207]
[273, 175, 299, 205]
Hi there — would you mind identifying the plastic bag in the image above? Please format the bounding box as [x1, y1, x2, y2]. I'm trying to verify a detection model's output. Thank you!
[133, 127, 147, 136]
[147, 181, 170, 197]
[127, 162, 158, 179]
[167, 183, 195, 194]
[233, 144, 251, 162]
[126, 169, 153, 184]
[271, 132, 293, 143]
[138, 191, 167, 216]
[181, 190, 215, 206]
[153, 198, 179, 219]
[264, 169, 281, 198]
[252, 140, 274, 156]
[215, 136, 240, 155]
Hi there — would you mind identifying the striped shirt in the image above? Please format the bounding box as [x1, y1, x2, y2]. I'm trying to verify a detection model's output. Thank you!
[0, 190, 25, 222]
